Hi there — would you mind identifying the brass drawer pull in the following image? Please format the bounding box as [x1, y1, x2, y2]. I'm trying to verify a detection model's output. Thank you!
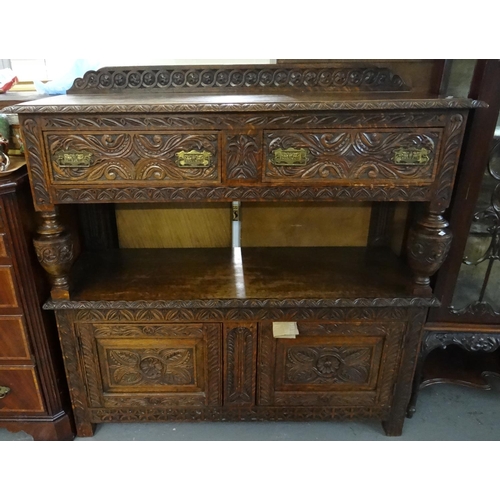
[54, 149, 94, 168]
[270, 147, 311, 166]
[0, 386, 11, 399]
[392, 147, 430, 166]
[175, 150, 212, 168]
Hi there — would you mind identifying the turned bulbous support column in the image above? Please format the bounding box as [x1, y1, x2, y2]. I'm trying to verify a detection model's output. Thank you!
[406, 210, 453, 297]
[33, 209, 74, 300]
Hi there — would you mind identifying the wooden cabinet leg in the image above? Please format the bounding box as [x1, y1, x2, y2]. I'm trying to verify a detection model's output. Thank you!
[407, 209, 452, 297]
[33, 209, 74, 300]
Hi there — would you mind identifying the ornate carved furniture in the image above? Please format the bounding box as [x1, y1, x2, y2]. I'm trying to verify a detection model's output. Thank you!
[9, 63, 481, 437]
[0, 164, 74, 440]
[408, 60, 500, 415]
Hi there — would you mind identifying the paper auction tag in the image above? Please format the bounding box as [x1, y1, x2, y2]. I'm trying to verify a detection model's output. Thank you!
[273, 322, 299, 339]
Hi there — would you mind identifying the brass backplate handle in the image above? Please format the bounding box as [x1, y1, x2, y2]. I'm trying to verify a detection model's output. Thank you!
[53, 149, 94, 168]
[0, 386, 11, 399]
[270, 147, 311, 166]
[393, 147, 430, 166]
[175, 150, 212, 168]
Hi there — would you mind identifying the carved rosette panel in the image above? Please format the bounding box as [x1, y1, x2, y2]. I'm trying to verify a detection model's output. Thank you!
[69, 66, 409, 93]
[33, 238, 74, 267]
[106, 348, 195, 387]
[285, 346, 372, 385]
[225, 134, 261, 181]
[265, 130, 439, 181]
[224, 325, 257, 406]
[47, 132, 219, 183]
[423, 331, 500, 353]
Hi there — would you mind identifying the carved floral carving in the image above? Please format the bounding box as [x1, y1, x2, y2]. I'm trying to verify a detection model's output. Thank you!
[68, 66, 409, 93]
[265, 131, 438, 181]
[226, 134, 260, 180]
[285, 346, 372, 384]
[48, 133, 219, 183]
[107, 348, 194, 386]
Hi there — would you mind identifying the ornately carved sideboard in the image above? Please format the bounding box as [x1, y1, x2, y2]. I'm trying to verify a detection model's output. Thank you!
[8, 63, 483, 437]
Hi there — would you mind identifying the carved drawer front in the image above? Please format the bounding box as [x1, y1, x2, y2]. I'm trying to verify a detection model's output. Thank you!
[258, 321, 406, 407]
[0, 316, 31, 362]
[0, 266, 19, 308]
[264, 129, 441, 184]
[77, 322, 222, 408]
[0, 367, 45, 413]
[46, 131, 221, 185]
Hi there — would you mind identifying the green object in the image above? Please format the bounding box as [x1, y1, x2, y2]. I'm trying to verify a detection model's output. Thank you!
[0, 114, 10, 142]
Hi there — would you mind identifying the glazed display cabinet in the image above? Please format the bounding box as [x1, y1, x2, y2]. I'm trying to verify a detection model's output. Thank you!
[8, 61, 480, 437]
[408, 60, 500, 414]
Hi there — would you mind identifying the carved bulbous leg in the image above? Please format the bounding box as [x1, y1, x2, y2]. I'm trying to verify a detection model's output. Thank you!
[33, 210, 74, 300]
[407, 210, 453, 297]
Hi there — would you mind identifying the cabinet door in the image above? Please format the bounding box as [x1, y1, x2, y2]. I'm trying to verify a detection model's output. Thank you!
[76, 322, 222, 408]
[258, 321, 406, 407]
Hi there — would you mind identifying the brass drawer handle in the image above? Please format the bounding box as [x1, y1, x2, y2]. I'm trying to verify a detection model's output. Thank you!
[53, 149, 94, 168]
[0, 386, 11, 399]
[270, 147, 311, 166]
[393, 147, 430, 166]
[175, 150, 213, 168]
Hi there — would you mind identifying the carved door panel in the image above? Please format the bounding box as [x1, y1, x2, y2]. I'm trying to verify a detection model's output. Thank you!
[76, 322, 222, 408]
[257, 321, 406, 407]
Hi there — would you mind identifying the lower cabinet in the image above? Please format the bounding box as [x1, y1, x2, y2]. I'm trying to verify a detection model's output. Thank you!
[54, 307, 424, 437]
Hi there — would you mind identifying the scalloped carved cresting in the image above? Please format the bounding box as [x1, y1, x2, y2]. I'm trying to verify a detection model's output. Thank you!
[265, 130, 439, 181]
[48, 132, 219, 183]
[68, 66, 410, 93]
[285, 346, 372, 384]
[107, 348, 195, 386]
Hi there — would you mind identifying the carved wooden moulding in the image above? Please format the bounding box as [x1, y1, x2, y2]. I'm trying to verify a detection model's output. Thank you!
[67, 65, 410, 94]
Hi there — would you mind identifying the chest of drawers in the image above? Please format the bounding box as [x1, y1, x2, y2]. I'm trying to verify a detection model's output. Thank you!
[10, 63, 483, 437]
[0, 167, 73, 439]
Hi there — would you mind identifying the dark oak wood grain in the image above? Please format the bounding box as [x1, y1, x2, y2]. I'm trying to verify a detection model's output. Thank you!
[14, 62, 473, 437]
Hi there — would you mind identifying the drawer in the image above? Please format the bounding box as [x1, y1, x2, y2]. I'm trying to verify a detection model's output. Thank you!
[258, 321, 406, 407]
[0, 266, 19, 308]
[0, 316, 31, 362]
[46, 131, 221, 185]
[0, 366, 45, 412]
[76, 322, 222, 408]
[0, 234, 9, 258]
[264, 129, 442, 184]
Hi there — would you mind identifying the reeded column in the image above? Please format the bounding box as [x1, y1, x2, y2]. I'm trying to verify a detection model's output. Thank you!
[406, 210, 453, 297]
[33, 209, 74, 300]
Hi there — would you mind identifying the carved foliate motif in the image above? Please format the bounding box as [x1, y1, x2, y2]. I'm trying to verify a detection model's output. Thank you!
[265, 130, 438, 181]
[285, 346, 372, 384]
[107, 348, 195, 386]
[48, 133, 219, 183]
[68, 66, 409, 93]
[225, 326, 256, 405]
[54, 185, 431, 203]
[225, 134, 260, 181]
[423, 331, 500, 353]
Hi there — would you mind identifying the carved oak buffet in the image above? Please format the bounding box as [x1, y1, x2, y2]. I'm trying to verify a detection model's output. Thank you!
[9, 63, 482, 437]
